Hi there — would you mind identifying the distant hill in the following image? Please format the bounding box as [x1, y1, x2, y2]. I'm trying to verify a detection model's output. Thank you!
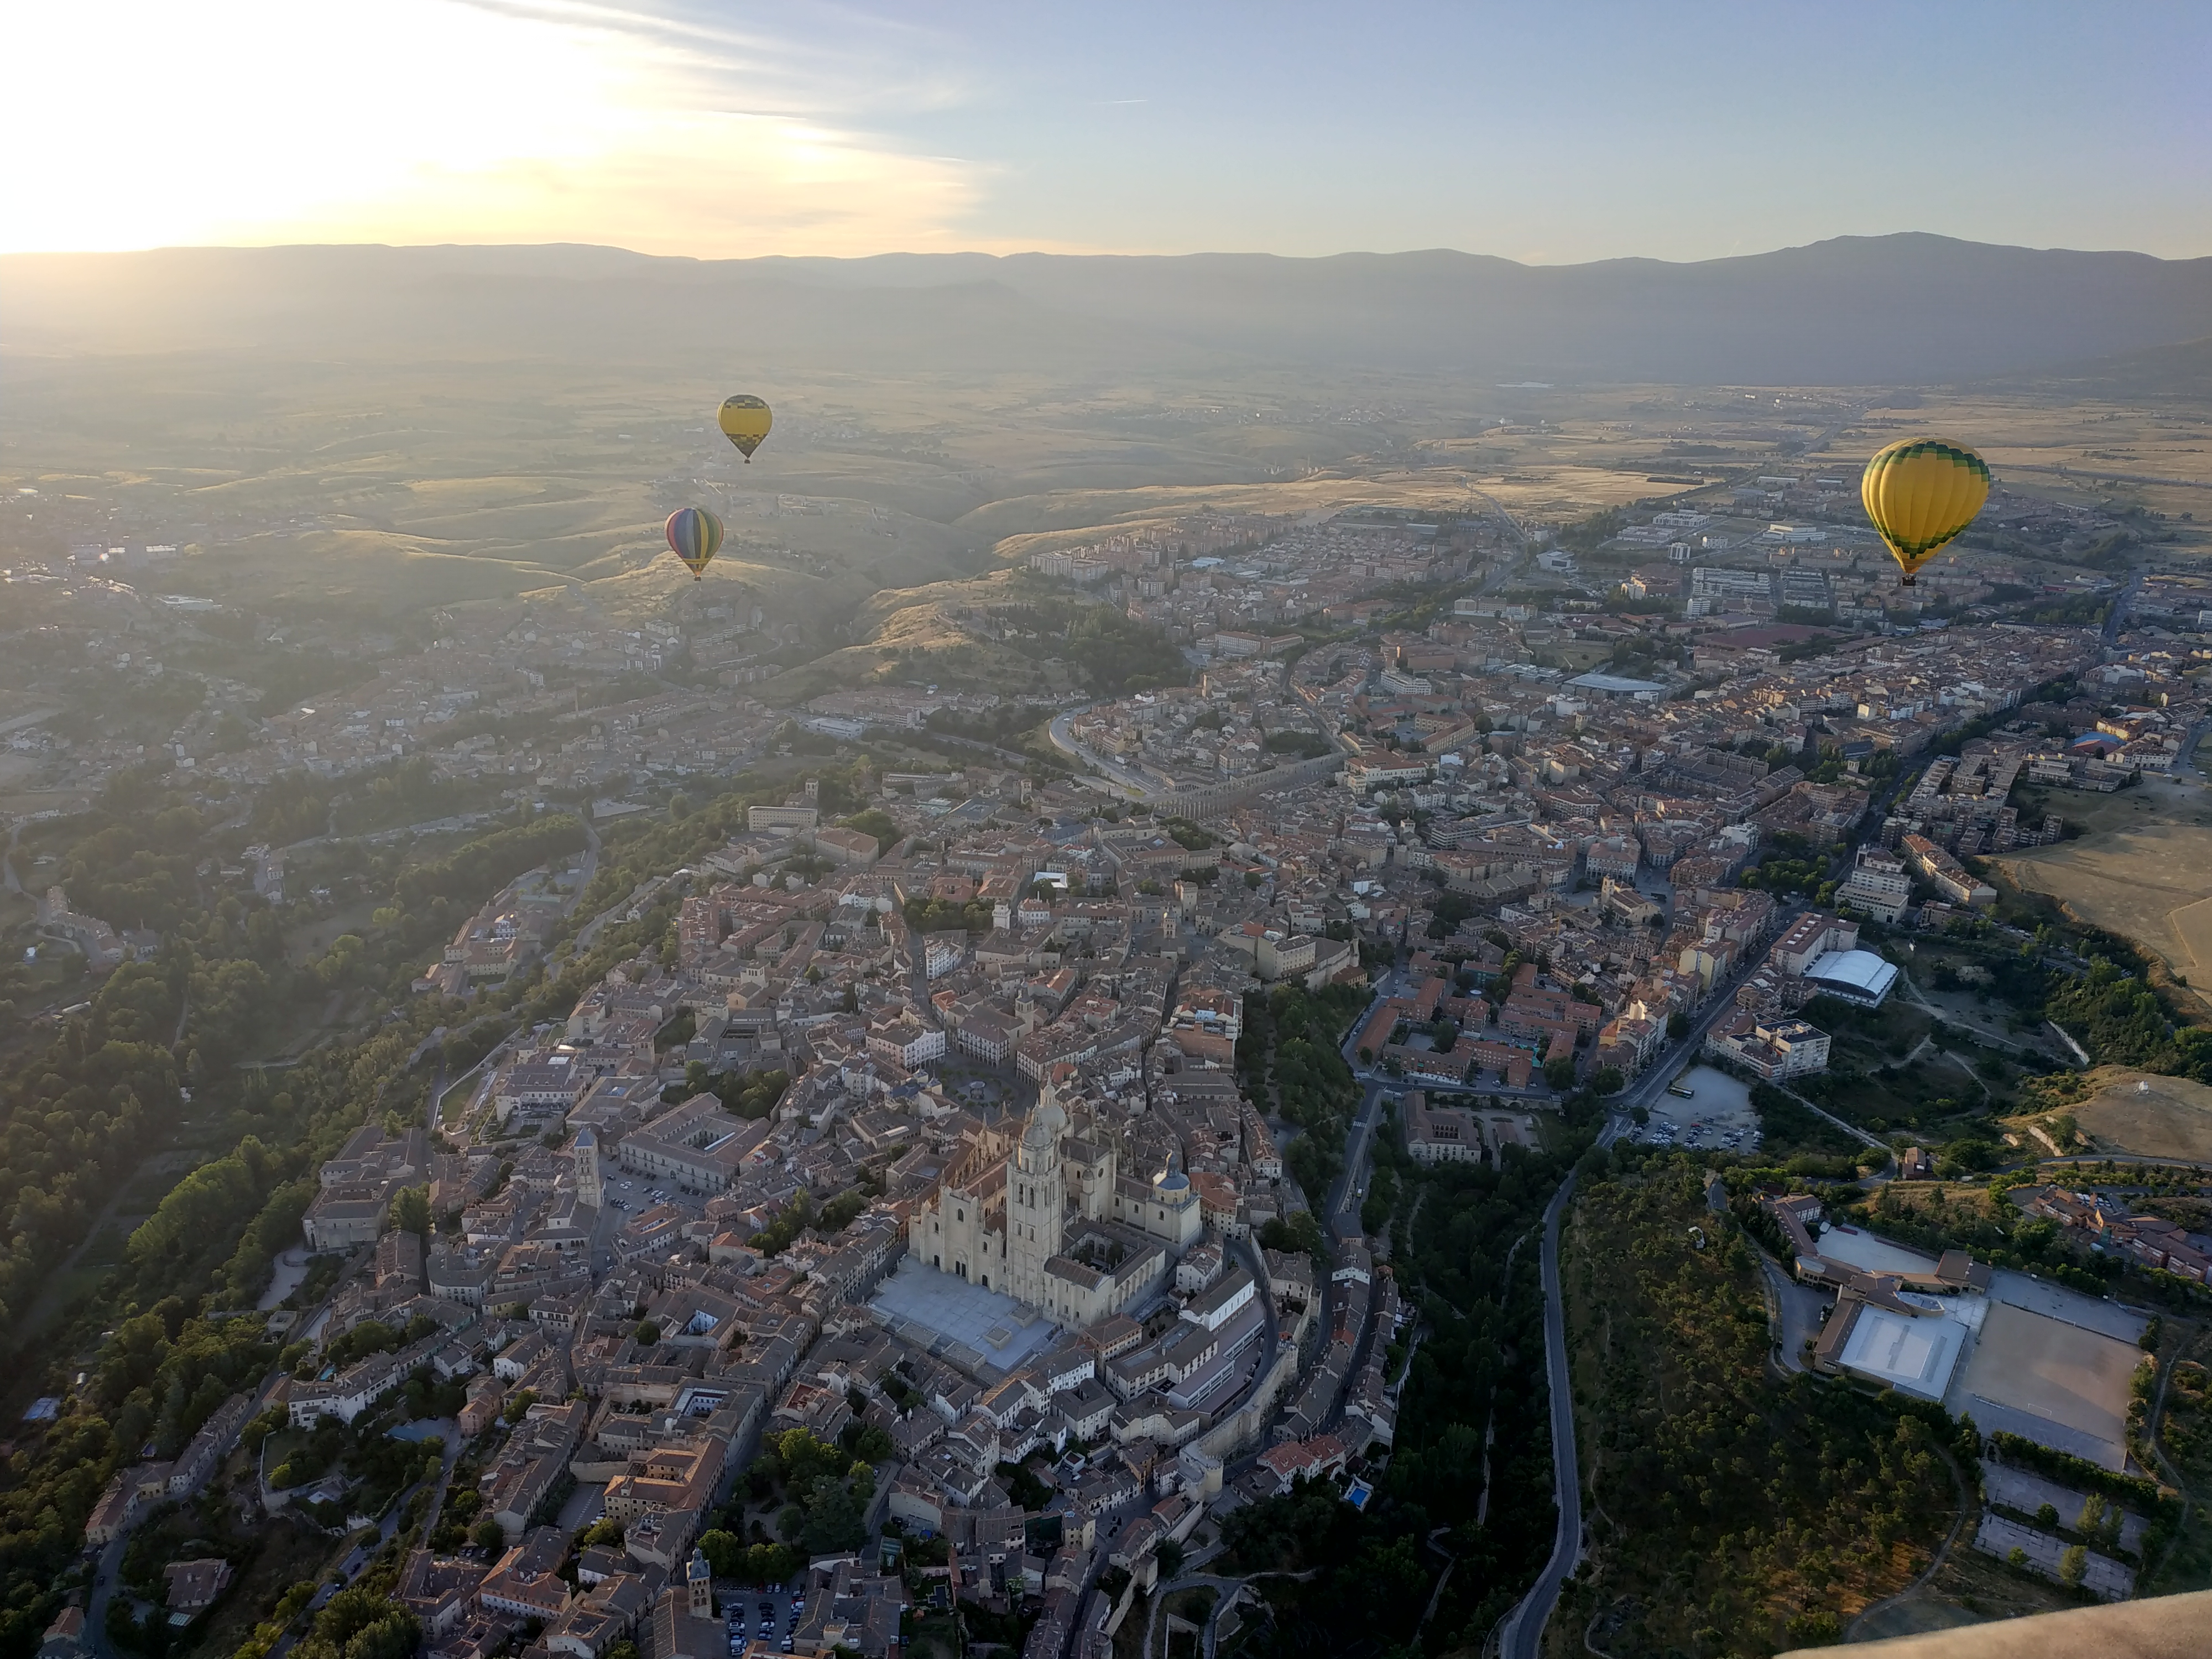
[1970, 333, 2212, 400]
[4, 234, 2208, 385]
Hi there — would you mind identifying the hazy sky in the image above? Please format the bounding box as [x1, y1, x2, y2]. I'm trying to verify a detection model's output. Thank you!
[7, 0, 2207, 262]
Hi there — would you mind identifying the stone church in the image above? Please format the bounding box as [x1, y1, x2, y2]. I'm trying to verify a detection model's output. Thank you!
[909, 1084, 1203, 1328]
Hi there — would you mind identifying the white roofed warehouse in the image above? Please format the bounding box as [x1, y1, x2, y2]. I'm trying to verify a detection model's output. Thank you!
[1802, 948, 1899, 1009]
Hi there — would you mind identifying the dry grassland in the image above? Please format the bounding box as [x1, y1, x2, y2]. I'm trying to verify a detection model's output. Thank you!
[1806, 390, 2212, 518]
[2055, 1068, 2212, 1162]
[1993, 776, 2212, 974]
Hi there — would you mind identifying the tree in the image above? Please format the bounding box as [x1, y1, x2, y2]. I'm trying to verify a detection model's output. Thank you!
[1667, 1010, 1691, 1040]
[296, 1590, 420, 1659]
[1544, 1056, 1577, 1091]
[2059, 1544, 2088, 1589]
[697, 1528, 744, 1577]
[1592, 1066, 1625, 1096]
[841, 810, 900, 847]
[389, 1185, 431, 1237]
[472, 1519, 507, 1550]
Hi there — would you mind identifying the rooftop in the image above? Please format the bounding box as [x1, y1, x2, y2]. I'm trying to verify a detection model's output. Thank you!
[1803, 948, 1900, 1004]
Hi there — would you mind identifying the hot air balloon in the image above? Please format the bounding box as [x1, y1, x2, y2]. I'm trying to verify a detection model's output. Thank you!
[1861, 438, 1991, 585]
[718, 394, 773, 462]
[665, 507, 724, 581]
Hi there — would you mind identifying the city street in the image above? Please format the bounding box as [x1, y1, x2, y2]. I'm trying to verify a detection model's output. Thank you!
[1045, 707, 1157, 801]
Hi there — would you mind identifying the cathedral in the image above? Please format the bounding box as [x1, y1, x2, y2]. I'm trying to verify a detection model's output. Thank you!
[908, 1084, 1203, 1329]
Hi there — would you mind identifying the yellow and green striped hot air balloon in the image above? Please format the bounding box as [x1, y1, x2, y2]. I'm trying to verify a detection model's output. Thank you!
[717, 394, 773, 461]
[1860, 437, 1991, 585]
[665, 506, 724, 581]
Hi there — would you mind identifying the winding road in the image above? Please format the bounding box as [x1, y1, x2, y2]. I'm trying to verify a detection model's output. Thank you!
[1497, 907, 1809, 1658]
[1496, 1113, 1624, 1659]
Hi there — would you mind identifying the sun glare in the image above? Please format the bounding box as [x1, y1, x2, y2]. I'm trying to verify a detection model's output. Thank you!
[0, 0, 981, 255]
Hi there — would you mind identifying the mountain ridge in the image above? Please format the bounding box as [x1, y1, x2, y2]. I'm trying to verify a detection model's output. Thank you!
[5, 233, 2207, 385]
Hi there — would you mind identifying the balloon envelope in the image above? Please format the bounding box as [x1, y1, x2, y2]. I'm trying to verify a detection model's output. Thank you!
[718, 394, 773, 461]
[1861, 438, 1990, 584]
[665, 507, 724, 580]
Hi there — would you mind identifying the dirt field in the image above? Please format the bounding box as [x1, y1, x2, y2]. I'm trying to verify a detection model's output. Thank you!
[2067, 1068, 2212, 1162]
[1993, 775, 2212, 973]
[1953, 1303, 2140, 1469]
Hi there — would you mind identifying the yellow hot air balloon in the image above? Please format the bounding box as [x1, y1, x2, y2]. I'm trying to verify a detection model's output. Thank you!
[1861, 438, 1990, 585]
[718, 394, 773, 462]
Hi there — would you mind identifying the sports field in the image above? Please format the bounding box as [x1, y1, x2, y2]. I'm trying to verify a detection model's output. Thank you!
[1952, 1302, 2141, 1470]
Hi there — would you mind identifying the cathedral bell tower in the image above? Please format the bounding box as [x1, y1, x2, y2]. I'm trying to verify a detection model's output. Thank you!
[1008, 1091, 1068, 1308]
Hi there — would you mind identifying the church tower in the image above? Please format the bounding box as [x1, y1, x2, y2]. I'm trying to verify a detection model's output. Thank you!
[574, 1124, 604, 1209]
[1007, 1091, 1067, 1308]
[686, 1550, 714, 1621]
[1148, 1150, 1202, 1250]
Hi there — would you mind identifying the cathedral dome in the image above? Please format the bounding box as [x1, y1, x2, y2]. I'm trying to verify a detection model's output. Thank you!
[1024, 1100, 1068, 1147]
[1153, 1150, 1191, 1193]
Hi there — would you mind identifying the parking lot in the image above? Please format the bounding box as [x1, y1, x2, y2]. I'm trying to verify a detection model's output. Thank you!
[1631, 1065, 1762, 1155]
[603, 1175, 702, 1216]
[718, 1581, 806, 1653]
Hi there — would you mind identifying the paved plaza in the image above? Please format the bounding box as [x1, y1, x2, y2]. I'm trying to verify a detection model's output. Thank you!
[870, 1257, 1065, 1378]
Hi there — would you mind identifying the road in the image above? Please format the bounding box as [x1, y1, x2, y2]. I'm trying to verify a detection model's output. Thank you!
[1323, 1078, 1392, 1237]
[1495, 910, 1808, 1659]
[1046, 707, 1157, 801]
[1891, 964, 2039, 1057]
[1775, 1083, 1888, 1152]
[86, 1535, 127, 1659]
[2103, 568, 2141, 647]
[1761, 1254, 1828, 1371]
[400, 1418, 467, 1543]
[2004, 462, 2212, 494]
[908, 724, 1060, 775]
[86, 1310, 351, 1659]
[572, 818, 601, 918]
[1497, 1111, 1624, 1659]
[1139, 1566, 1279, 1659]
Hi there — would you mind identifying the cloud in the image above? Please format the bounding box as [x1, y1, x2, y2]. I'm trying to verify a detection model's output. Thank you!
[0, 0, 992, 255]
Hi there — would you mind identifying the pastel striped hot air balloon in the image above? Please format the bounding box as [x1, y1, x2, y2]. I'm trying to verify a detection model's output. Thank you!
[1861, 438, 1991, 586]
[665, 507, 724, 581]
